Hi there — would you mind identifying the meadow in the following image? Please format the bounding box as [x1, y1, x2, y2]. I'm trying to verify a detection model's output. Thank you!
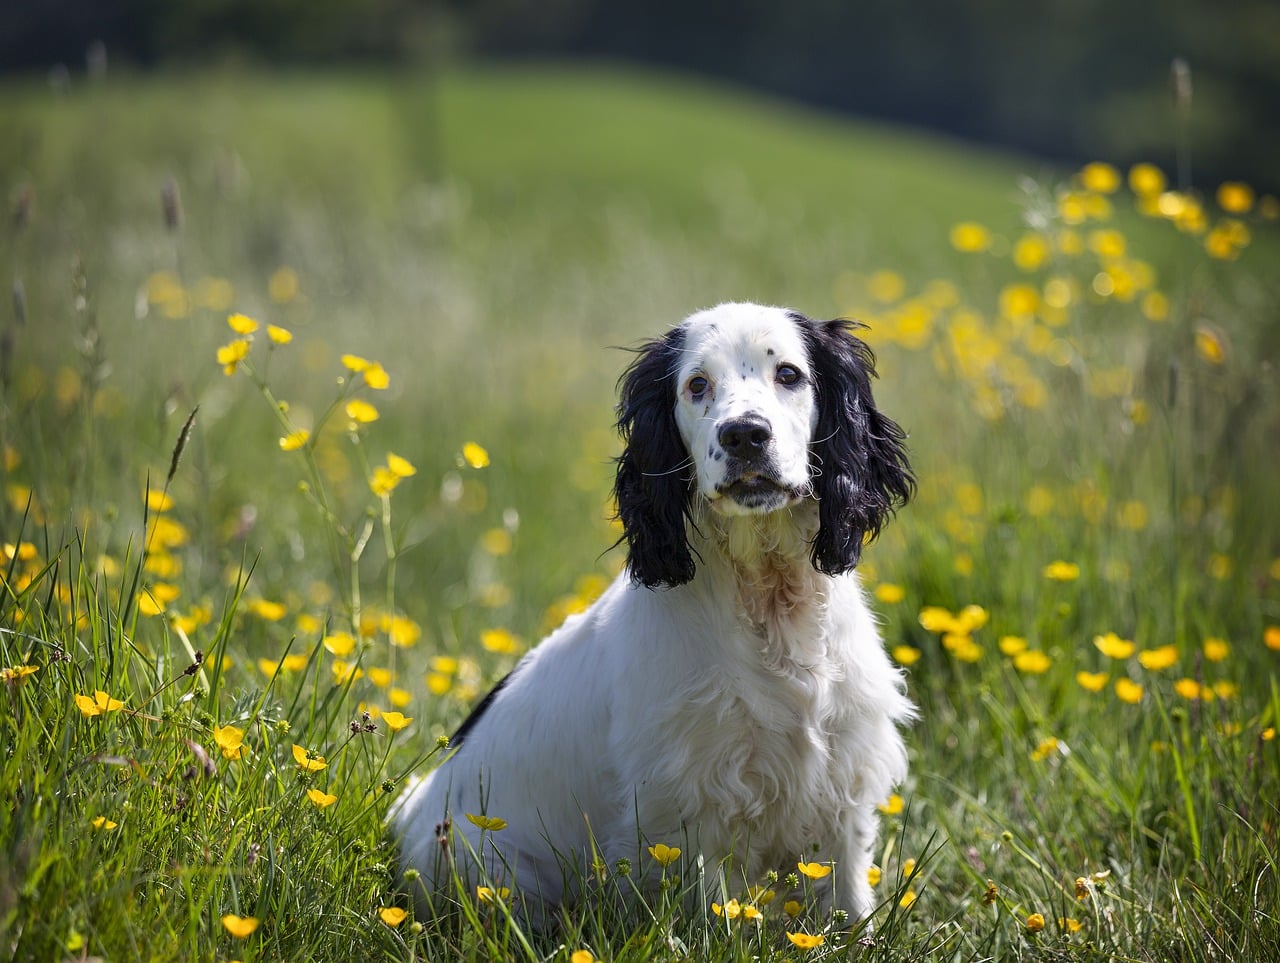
[1, 63, 1277, 962]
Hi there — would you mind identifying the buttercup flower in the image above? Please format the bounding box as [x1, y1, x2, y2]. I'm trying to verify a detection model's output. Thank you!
[797, 861, 831, 880]
[476, 886, 510, 904]
[344, 399, 379, 424]
[216, 339, 250, 376]
[1014, 650, 1052, 674]
[266, 323, 293, 344]
[91, 816, 118, 830]
[221, 914, 259, 938]
[381, 711, 412, 732]
[787, 932, 825, 950]
[1094, 633, 1135, 659]
[1115, 678, 1144, 704]
[648, 843, 681, 867]
[1076, 671, 1108, 693]
[1137, 645, 1178, 670]
[1203, 637, 1230, 662]
[712, 899, 741, 919]
[278, 429, 309, 451]
[462, 441, 490, 469]
[291, 744, 327, 772]
[306, 788, 338, 808]
[877, 793, 904, 815]
[378, 906, 407, 927]
[465, 813, 507, 831]
[75, 690, 126, 717]
[1026, 912, 1046, 932]
[213, 725, 246, 760]
[1043, 560, 1080, 581]
[1, 664, 38, 682]
[226, 312, 259, 335]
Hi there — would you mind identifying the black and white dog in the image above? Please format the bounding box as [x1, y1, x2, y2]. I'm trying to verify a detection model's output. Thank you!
[393, 302, 915, 921]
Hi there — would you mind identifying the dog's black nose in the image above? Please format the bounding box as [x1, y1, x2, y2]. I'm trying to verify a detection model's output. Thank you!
[717, 415, 773, 459]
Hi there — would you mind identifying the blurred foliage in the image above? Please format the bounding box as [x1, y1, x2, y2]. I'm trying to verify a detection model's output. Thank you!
[2, 0, 1278, 193]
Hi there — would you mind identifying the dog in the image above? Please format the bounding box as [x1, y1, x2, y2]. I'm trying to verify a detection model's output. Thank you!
[392, 302, 915, 922]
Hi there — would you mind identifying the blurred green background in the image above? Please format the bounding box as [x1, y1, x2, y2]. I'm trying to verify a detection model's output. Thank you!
[3, 0, 1278, 192]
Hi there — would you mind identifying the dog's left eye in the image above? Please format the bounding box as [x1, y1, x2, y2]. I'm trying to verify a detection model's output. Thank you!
[776, 364, 803, 387]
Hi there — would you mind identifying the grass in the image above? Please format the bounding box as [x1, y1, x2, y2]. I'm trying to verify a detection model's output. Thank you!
[1, 61, 1278, 962]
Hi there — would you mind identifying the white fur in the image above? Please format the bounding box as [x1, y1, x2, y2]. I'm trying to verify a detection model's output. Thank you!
[392, 303, 913, 920]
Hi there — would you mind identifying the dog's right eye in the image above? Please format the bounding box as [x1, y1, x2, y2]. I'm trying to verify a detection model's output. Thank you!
[687, 375, 709, 399]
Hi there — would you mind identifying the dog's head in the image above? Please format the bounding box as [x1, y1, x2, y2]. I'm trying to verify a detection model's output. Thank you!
[614, 303, 914, 588]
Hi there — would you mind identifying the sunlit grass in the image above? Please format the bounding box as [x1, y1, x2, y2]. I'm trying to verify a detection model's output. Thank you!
[2, 64, 1278, 961]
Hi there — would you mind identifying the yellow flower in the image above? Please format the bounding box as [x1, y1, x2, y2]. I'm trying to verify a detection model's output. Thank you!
[1137, 645, 1178, 670]
[877, 793, 904, 815]
[378, 906, 408, 927]
[570, 952, 596, 963]
[145, 489, 174, 512]
[388, 615, 421, 648]
[1058, 916, 1083, 932]
[341, 353, 371, 372]
[1195, 325, 1227, 365]
[1013, 650, 1052, 674]
[1174, 678, 1202, 700]
[1129, 163, 1166, 197]
[387, 452, 416, 477]
[998, 635, 1027, 656]
[291, 744, 327, 772]
[1094, 633, 1135, 659]
[279, 429, 310, 451]
[213, 725, 246, 760]
[216, 339, 251, 376]
[741, 905, 762, 921]
[1, 664, 38, 682]
[227, 312, 259, 335]
[462, 441, 490, 469]
[1026, 912, 1046, 932]
[783, 899, 803, 918]
[221, 914, 259, 938]
[1043, 560, 1080, 581]
[306, 788, 338, 809]
[1080, 162, 1120, 193]
[1030, 736, 1059, 762]
[1012, 233, 1051, 271]
[465, 813, 507, 831]
[950, 222, 992, 253]
[891, 645, 921, 666]
[1265, 626, 1280, 652]
[476, 886, 509, 904]
[481, 628, 521, 655]
[267, 324, 293, 344]
[344, 399, 379, 424]
[797, 861, 831, 880]
[1076, 671, 1108, 693]
[867, 864, 882, 886]
[91, 816, 118, 830]
[75, 690, 126, 717]
[899, 889, 918, 908]
[874, 582, 905, 603]
[712, 899, 741, 919]
[362, 362, 390, 390]
[381, 711, 412, 732]
[648, 843, 681, 867]
[1216, 181, 1254, 214]
[786, 931, 824, 950]
[1203, 637, 1230, 662]
[248, 598, 287, 621]
[747, 885, 775, 906]
[1115, 678, 1144, 704]
[322, 632, 356, 657]
[370, 466, 400, 497]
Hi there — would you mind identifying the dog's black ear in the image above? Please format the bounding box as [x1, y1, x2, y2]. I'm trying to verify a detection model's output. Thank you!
[613, 327, 696, 588]
[797, 314, 914, 575]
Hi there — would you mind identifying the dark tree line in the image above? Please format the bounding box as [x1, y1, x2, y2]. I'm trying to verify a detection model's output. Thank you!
[3, 0, 1276, 191]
